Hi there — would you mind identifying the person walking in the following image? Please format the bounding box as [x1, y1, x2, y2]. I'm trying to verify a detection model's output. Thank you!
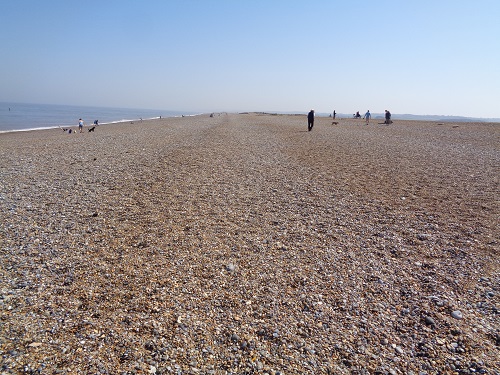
[333, 110, 336, 119]
[78, 118, 84, 133]
[307, 109, 315, 131]
[364, 110, 371, 125]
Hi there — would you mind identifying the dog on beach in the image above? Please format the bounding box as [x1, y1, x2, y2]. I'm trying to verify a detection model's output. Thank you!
[88, 126, 96, 132]
[331, 121, 338, 125]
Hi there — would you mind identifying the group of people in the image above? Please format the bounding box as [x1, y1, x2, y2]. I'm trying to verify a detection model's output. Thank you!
[360, 109, 391, 124]
[355, 110, 374, 124]
[61, 118, 98, 134]
[70, 118, 98, 133]
[308, 109, 392, 130]
[360, 110, 392, 125]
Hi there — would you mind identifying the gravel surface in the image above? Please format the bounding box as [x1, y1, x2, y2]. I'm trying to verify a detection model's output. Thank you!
[1, 114, 499, 374]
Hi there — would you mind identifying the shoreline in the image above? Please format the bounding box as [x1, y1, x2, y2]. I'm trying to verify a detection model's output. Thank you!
[0, 101, 201, 134]
[0, 114, 204, 134]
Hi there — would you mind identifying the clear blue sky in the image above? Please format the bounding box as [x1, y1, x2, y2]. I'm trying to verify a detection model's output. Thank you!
[1, 0, 499, 118]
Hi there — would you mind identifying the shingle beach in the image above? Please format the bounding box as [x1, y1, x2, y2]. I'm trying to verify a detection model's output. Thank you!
[1, 113, 498, 374]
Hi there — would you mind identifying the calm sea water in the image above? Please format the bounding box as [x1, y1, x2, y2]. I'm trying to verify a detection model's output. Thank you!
[0, 102, 196, 132]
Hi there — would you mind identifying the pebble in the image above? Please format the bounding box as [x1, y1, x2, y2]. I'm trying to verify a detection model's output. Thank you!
[424, 316, 436, 326]
[451, 310, 464, 320]
[231, 333, 239, 342]
[226, 263, 237, 272]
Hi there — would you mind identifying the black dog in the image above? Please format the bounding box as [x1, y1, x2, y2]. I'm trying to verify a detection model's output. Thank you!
[88, 126, 96, 132]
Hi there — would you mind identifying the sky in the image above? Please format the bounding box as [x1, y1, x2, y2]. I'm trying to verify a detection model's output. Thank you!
[1, 0, 499, 118]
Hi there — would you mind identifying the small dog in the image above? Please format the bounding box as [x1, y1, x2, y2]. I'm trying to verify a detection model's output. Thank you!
[331, 121, 338, 125]
[88, 126, 96, 132]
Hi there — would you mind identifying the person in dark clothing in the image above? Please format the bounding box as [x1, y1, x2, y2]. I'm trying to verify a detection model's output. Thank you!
[385, 110, 392, 124]
[307, 109, 314, 131]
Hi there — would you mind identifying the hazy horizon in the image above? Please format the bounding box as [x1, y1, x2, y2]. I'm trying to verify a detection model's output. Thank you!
[1, 1, 499, 118]
[2, 100, 500, 121]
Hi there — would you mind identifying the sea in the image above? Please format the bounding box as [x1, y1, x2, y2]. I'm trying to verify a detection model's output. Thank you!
[0, 102, 196, 133]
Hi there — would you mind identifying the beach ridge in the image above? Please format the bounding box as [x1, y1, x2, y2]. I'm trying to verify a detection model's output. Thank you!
[1, 113, 498, 373]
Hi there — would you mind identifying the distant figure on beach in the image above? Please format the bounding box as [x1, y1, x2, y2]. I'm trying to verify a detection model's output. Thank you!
[333, 110, 336, 119]
[364, 110, 371, 125]
[93, 119, 99, 126]
[385, 110, 392, 124]
[78, 118, 84, 133]
[307, 109, 315, 131]
[354, 111, 361, 119]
